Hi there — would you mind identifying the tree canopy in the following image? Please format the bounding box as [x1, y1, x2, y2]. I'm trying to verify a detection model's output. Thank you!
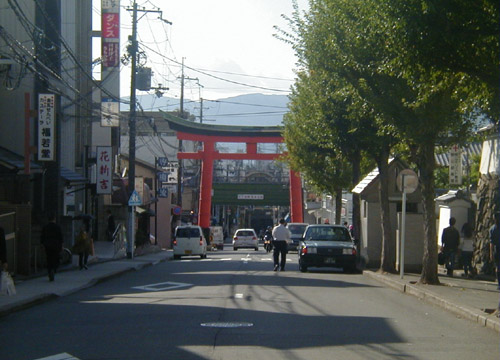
[280, 0, 498, 282]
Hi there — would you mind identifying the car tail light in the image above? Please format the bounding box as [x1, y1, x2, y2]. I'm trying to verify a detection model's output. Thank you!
[301, 246, 307, 255]
[199, 237, 203, 246]
[343, 248, 357, 255]
[172, 238, 177, 246]
[252, 236, 257, 240]
[234, 237, 238, 240]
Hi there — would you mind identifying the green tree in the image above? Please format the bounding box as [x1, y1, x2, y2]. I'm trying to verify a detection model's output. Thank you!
[280, 0, 495, 282]
[280, 0, 399, 272]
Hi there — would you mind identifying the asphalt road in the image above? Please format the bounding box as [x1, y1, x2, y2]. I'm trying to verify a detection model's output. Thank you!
[1, 248, 499, 360]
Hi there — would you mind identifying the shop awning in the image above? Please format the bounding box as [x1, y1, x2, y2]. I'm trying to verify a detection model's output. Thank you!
[60, 167, 88, 184]
[0, 146, 42, 174]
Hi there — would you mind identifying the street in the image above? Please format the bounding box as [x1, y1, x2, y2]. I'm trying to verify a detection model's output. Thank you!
[1, 248, 499, 360]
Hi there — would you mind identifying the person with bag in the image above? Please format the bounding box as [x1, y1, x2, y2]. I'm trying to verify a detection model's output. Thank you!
[73, 225, 93, 270]
[40, 214, 64, 281]
[441, 217, 460, 277]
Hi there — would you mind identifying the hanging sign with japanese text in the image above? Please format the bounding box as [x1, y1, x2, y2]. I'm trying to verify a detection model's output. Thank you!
[101, 0, 120, 69]
[38, 93, 56, 161]
[449, 145, 462, 185]
[96, 146, 113, 194]
[101, 98, 120, 127]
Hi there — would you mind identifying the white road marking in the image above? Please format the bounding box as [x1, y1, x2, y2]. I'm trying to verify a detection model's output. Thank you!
[133, 281, 192, 292]
[34, 354, 79, 360]
[234, 293, 244, 299]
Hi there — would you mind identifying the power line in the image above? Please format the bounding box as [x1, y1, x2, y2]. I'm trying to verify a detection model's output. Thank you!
[205, 99, 288, 109]
[138, 43, 291, 93]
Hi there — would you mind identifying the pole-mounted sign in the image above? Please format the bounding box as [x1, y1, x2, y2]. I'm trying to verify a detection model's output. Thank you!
[396, 169, 418, 279]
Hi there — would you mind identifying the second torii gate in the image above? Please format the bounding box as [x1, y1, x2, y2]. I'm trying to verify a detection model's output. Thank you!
[163, 113, 303, 228]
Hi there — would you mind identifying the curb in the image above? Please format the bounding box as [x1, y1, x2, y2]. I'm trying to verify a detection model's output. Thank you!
[364, 270, 499, 333]
[0, 253, 169, 319]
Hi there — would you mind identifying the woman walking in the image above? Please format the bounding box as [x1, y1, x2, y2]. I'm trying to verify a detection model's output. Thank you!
[73, 221, 93, 270]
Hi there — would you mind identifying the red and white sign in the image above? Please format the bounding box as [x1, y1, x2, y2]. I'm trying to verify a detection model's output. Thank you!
[38, 94, 56, 161]
[96, 146, 112, 194]
[102, 42, 120, 68]
[102, 13, 119, 38]
[101, 0, 120, 69]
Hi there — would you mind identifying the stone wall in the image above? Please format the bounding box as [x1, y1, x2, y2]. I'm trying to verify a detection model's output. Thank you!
[473, 174, 499, 273]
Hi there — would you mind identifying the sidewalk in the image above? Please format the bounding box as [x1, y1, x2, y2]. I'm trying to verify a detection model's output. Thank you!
[1, 249, 499, 333]
[364, 267, 500, 333]
[0, 244, 171, 318]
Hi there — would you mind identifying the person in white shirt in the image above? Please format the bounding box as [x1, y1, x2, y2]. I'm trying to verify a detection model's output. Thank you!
[460, 222, 474, 278]
[272, 218, 291, 271]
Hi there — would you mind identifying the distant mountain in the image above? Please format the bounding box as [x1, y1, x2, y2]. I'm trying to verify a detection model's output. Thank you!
[124, 93, 289, 127]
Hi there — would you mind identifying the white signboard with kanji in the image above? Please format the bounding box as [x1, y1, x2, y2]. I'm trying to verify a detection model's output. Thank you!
[96, 146, 112, 194]
[101, 98, 120, 127]
[38, 94, 56, 161]
[449, 145, 462, 185]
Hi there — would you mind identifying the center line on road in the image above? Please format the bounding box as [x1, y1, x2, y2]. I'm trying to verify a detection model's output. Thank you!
[234, 293, 244, 299]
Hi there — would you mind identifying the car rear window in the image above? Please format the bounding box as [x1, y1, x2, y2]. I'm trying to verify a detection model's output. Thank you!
[304, 227, 350, 241]
[236, 230, 254, 237]
[176, 228, 200, 238]
[288, 225, 307, 235]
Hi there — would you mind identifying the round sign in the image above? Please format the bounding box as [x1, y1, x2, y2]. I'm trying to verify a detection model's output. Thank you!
[172, 206, 182, 216]
[397, 169, 418, 193]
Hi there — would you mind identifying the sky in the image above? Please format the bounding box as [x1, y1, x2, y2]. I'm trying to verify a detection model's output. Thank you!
[94, 0, 309, 103]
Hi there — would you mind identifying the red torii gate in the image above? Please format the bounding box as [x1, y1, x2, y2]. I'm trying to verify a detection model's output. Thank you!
[163, 113, 303, 228]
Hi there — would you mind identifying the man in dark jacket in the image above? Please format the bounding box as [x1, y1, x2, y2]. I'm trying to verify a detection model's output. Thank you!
[441, 217, 460, 277]
[40, 214, 63, 281]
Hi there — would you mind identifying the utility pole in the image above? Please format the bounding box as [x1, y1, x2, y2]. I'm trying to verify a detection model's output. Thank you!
[126, 1, 168, 258]
[126, 1, 138, 259]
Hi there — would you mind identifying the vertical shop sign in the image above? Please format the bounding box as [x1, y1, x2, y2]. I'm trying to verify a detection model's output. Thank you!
[97, 146, 113, 194]
[101, 98, 120, 127]
[101, 0, 120, 69]
[38, 93, 56, 161]
[449, 145, 462, 185]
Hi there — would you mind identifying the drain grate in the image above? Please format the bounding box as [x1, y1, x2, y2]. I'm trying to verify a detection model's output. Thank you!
[201, 322, 254, 328]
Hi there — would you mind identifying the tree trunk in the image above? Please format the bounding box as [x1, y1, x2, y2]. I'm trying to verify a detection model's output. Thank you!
[418, 141, 440, 284]
[334, 186, 342, 225]
[378, 148, 395, 273]
[351, 150, 361, 243]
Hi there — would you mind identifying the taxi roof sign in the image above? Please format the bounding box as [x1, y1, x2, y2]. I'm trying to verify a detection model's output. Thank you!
[128, 190, 142, 206]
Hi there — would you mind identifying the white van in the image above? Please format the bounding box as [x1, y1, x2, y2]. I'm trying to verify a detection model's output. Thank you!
[210, 226, 224, 250]
[173, 225, 207, 259]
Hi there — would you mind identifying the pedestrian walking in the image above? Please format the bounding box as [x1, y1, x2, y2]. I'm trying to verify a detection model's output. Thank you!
[72, 222, 93, 270]
[489, 213, 500, 290]
[40, 214, 64, 281]
[441, 217, 460, 277]
[272, 218, 291, 271]
[460, 222, 474, 278]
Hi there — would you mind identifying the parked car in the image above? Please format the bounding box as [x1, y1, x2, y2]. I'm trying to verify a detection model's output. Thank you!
[233, 229, 259, 251]
[298, 224, 357, 273]
[172, 225, 207, 259]
[286, 223, 309, 251]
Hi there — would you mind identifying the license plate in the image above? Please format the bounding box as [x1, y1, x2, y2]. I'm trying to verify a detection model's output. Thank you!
[324, 257, 335, 264]
[185, 250, 192, 254]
